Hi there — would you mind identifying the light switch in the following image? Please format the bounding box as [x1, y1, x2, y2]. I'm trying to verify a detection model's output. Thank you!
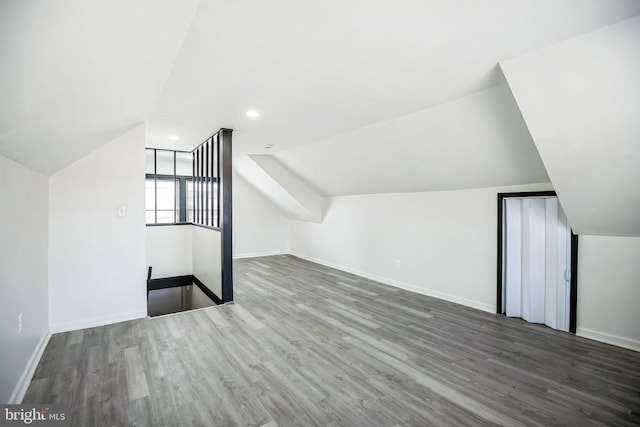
[117, 205, 126, 217]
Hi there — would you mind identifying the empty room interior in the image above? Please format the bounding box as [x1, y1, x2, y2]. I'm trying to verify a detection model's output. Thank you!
[1, 1, 640, 425]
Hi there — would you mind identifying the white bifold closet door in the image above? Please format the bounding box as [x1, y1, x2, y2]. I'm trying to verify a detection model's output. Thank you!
[504, 197, 571, 332]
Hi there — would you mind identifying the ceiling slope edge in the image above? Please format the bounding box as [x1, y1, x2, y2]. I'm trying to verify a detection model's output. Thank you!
[500, 15, 640, 237]
[234, 155, 323, 223]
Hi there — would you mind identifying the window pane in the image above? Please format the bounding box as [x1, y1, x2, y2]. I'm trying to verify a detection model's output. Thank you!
[176, 152, 193, 177]
[156, 179, 175, 223]
[187, 179, 194, 222]
[145, 179, 156, 224]
[145, 147, 212, 226]
[145, 149, 155, 175]
[174, 177, 189, 223]
[156, 150, 174, 176]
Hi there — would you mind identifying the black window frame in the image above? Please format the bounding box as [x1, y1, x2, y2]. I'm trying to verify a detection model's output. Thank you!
[145, 137, 221, 230]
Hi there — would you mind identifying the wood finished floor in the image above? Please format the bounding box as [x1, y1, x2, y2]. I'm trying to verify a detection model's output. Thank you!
[25, 255, 640, 426]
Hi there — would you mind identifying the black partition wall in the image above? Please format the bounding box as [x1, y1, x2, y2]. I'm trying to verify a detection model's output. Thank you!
[219, 129, 233, 303]
[146, 128, 233, 304]
[192, 133, 219, 227]
[191, 129, 233, 303]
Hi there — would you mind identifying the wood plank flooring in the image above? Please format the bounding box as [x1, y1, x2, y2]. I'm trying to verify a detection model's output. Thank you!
[24, 255, 640, 426]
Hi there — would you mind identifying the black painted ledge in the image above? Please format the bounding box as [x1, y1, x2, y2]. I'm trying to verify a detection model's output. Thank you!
[147, 274, 222, 305]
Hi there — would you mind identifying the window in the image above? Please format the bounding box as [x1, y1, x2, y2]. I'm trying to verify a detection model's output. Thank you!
[145, 149, 193, 224]
[145, 137, 220, 227]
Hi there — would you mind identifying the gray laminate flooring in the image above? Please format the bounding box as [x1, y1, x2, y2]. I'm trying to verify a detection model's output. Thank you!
[24, 255, 640, 426]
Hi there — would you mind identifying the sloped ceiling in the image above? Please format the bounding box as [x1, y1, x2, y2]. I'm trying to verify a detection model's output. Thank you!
[501, 16, 640, 237]
[235, 155, 323, 222]
[2, 0, 639, 185]
[147, 0, 640, 157]
[276, 84, 548, 196]
[0, 0, 201, 175]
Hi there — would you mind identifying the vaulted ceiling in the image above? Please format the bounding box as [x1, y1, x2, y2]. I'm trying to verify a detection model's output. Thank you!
[275, 83, 548, 196]
[0, 0, 201, 174]
[1, 1, 639, 203]
[147, 0, 640, 155]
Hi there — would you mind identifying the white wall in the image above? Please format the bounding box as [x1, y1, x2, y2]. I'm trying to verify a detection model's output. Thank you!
[146, 226, 193, 278]
[577, 236, 640, 351]
[192, 226, 222, 298]
[290, 182, 553, 312]
[0, 155, 49, 403]
[49, 125, 147, 332]
[500, 15, 640, 237]
[233, 172, 290, 258]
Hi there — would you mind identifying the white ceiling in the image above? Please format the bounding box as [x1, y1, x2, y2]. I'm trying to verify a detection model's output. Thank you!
[1, 0, 639, 182]
[0, 0, 201, 174]
[147, 0, 640, 154]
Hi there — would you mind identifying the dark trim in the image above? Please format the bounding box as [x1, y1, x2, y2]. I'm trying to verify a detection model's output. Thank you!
[497, 191, 557, 199]
[178, 176, 187, 223]
[145, 222, 219, 230]
[147, 274, 223, 306]
[215, 133, 220, 228]
[148, 275, 193, 291]
[190, 128, 233, 152]
[154, 149, 158, 224]
[496, 191, 557, 314]
[496, 191, 579, 333]
[173, 150, 177, 223]
[192, 222, 221, 232]
[149, 148, 192, 154]
[205, 140, 210, 226]
[195, 148, 200, 223]
[220, 129, 233, 303]
[146, 222, 192, 227]
[497, 193, 504, 314]
[145, 173, 195, 180]
[200, 144, 204, 225]
[192, 275, 223, 305]
[569, 233, 579, 334]
[192, 152, 196, 223]
[145, 221, 219, 229]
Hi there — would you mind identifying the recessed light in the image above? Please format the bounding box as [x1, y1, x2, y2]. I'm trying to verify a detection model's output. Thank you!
[246, 110, 260, 118]
[167, 135, 179, 140]
[265, 144, 275, 149]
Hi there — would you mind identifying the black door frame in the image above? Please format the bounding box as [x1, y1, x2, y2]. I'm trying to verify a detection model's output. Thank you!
[496, 191, 578, 333]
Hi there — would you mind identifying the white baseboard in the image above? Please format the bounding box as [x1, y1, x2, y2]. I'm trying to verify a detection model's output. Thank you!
[50, 310, 147, 334]
[290, 252, 495, 314]
[576, 327, 640, 352]
[233, 251, 288, 259]
[9, 328, 52, 404]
